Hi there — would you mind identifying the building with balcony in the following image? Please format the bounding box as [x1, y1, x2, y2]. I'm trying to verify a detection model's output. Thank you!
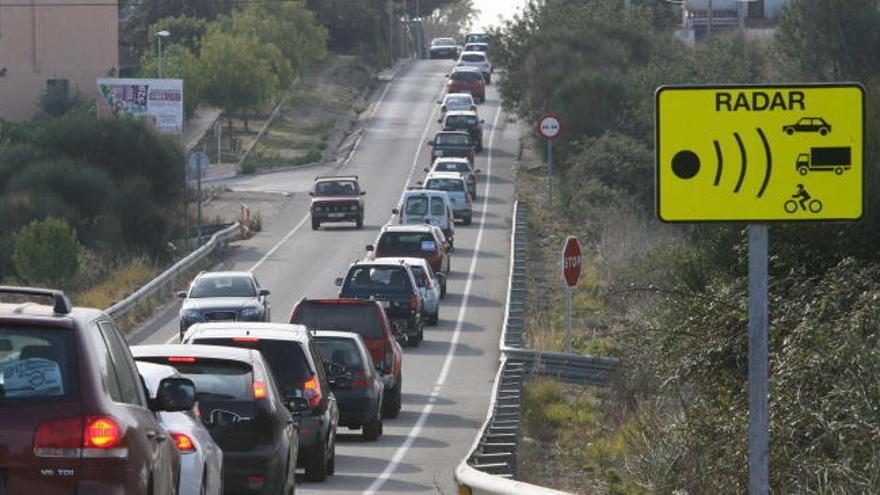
[675, 0, 789, 44]
[0, 0, 118, 122]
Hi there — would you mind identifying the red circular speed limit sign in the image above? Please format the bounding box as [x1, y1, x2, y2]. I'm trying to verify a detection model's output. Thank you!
[537, 113, 563, 140]
[562, 236, 581, 288]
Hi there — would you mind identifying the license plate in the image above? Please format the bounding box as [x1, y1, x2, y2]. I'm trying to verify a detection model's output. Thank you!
[328, 213, 345, 218]
[380, 301, 390, 308]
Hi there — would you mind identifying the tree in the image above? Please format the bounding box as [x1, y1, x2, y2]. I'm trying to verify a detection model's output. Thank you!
[139, 42, 201, 117]
[12, 217, 82, 288]
[122, 0, 236, 59]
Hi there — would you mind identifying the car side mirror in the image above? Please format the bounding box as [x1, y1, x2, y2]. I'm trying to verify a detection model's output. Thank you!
[416, 181, 423, 186]
[154, 377, 196, 412]
[392, 208, 400, 215]
[335, 277, 344, 287]
[475, 169, 482, 173]
[426, 140, 434, 146]
[423, 167, 430, 172]
[480, 119, 485, 123]
[437, 119, 442, 124]
[259, 288, 271, 296]
[286, 397, 309, 413]
[361, 190, 366, 195]
[366, 244, 375, 252]
[176, 291, 187, 299]
[308, 191, 314, 196]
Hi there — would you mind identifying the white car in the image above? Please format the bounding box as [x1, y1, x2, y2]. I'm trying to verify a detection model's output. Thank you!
[374, 257, 443, 323]
[457, 51, 493, 84]
[422, 172, 473, 225]
[463, 42, 488, 55]
[137, 361, 224, 495]
[426, 157, 480, 199]
[393, 188, 456, 246]
[437, 93, 477, 116]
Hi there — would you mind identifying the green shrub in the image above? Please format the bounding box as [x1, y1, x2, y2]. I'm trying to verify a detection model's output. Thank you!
[12, 217, 82, 288]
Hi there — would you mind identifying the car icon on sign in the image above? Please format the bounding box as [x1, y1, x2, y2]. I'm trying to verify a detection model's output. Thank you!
[783, 117, 831, 136]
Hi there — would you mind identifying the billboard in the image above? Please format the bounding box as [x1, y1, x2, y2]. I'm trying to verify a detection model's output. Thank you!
[96, 78, 184, 134]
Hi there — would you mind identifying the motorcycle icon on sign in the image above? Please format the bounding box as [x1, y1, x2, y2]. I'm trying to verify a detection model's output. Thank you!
[784, 184, 823, 214]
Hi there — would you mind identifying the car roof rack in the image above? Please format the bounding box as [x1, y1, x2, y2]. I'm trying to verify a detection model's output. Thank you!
[314, 175, 359, 182]
[0, 286, 72, 314]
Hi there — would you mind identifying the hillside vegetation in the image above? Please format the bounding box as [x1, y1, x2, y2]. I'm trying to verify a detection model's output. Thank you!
[494, 0, 880, 491]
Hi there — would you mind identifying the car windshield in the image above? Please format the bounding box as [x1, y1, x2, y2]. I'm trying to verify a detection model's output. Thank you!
[427, 178, 465, 192]
[435, 133, 470, 146]
[436, 161, 470, 173]
[446, 115, 478, 128]
[292, 303, 383, 338]
[315, 180, 358, 196]
[0, 327, 77, 403]
[190, 276, 256, 298]
[191, 338, 312, 400]
[345, 266, 413, 291]
[462, 54, 485, 62]
[432, 38, 456, 47]
[162, 359, 254, 401]
[452, 71, 482, 82]
[316, 338, 366, 371]
[466, 34, 489, 43]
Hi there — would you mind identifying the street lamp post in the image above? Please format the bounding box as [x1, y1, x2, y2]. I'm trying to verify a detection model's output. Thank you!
[155, 30, 170, 78]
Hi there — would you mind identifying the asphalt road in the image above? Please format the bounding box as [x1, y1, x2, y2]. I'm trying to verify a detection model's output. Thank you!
[129, 59, 519, 494]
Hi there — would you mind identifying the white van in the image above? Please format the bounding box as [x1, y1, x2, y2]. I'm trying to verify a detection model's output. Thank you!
[393, 189, 456, 247]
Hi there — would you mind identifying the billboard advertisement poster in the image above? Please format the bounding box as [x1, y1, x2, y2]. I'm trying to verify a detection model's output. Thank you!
[96, 78, 184, 135]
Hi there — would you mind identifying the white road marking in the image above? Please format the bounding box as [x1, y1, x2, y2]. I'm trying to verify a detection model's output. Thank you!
[363, 98, 504, 495]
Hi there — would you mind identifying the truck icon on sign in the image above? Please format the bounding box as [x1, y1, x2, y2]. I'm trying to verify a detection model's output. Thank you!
[796, 147, 851, 175]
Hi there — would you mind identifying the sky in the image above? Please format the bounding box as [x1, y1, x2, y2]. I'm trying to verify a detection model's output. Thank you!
[470, 0, 532, 31]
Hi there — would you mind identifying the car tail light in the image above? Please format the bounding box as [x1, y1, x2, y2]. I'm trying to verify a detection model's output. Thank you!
[168, 356, 196, 363]
[171, 432, 196, 453]
[303, 375, 322, 409]
[233, 337, 260, 342]
[35, 416, 127, 458]
[248, 476, 266, 490]
[465, 193, 472, 205]
[426, 279, 433, 291]
[351, 370, 371, 389]
[252, 361, 269, 400]
[410, 296, 419, 310]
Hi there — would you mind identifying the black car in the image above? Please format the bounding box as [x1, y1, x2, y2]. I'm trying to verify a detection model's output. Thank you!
[428, 130, 475, 166]
[131, 344, 301, 495]
[336, 261, 425, 347]
[429, 37, 459, 59]
[314, 331, 384, 441]
[183, 322, 340, 482]
[439, 110, 484, 152]
[177, 271, 271, 339]
[0, 287, 194, 495]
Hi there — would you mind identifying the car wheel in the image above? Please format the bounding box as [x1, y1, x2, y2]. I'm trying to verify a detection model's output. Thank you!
[363, 414, 382, 441]
[428, 309, 439, 326]
[418, 324, 424, 343]
[311, 218, 320, 230]
[463, 215, 472, 226]
[820, 128, 829, 136]
[407, 333, 419, 347]
[786, 128, 794, 135]
[199, 470, 207, 495]
[383, 378, 402, 419]
[304, 438, 328, 482]
[326, 434, 336, 476]
[356, 215, 364, 229]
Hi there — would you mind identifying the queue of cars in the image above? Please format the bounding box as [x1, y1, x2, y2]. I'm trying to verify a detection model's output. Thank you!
[0, 32, 490, 495]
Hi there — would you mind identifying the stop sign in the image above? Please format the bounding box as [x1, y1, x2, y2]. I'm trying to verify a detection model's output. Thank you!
[562, 236, 582, 288]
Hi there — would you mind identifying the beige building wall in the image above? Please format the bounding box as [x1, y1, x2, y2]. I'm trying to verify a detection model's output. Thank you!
[0, 0, 118, 122]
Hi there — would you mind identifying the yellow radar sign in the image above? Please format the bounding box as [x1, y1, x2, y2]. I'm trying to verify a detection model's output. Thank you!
[656, 84, 864, 222]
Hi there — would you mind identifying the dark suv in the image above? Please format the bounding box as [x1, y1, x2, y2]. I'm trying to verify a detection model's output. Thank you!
[182, 322, 339, 482]
[177, 271, 271, 340]
[336, 261, 424, 347]
[0, 286, 195, 495]
[289, 298, 403, 418]
[310, 175, 366, 230]
[132, 343, 301, 494]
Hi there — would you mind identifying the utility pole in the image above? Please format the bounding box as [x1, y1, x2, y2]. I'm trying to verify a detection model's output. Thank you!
[388, 0, 394, 67]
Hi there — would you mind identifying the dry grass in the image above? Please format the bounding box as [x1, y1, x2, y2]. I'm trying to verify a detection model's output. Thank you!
[71, 258, 159, 310]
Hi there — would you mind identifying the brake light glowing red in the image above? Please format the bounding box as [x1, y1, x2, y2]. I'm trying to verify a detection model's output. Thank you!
[171, 432, 196, 453]
[233, 337, 260, 342]
[303, 375, 321, 408]
[84, 417, 122, 449]
[168, 356, 196, 363]
[409, 296, 419, 310]
[34, 417, 82, 450]
[253, 380, 268, 399]
[34, 416, 126, 458]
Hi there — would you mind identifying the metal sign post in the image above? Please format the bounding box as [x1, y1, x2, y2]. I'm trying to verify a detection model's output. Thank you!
[537, 113, 563, 208]
[562, 236, 582, 355]
[748, 224, 769, 494]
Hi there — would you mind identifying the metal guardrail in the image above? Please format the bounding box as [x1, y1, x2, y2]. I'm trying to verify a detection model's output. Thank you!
[455, 200, 621, 494]
[106, 223, 241, 320]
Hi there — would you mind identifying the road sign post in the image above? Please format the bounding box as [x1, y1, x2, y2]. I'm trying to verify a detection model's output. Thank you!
[537, 113, 563, 207]
[562, 236, 581, 355]
[656, 83, 864, 495]
[188, 151, 210, 245]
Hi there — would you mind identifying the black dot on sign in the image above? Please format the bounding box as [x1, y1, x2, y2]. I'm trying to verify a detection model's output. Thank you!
[671, 150, 700, 179]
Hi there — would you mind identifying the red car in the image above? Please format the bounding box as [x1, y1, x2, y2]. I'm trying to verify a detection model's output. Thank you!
[369, 224, 451, 277]
[447, 66, 486, 103]
[289, 298, 403, 418]
[0, 286, 195, 495]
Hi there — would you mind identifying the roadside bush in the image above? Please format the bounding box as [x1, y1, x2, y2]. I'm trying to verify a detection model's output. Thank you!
[12, 218, 82, 288]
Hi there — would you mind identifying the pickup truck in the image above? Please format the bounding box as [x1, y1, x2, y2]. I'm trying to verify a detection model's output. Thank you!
[335, 261, 425, 347]
[427, 131, 475, 166]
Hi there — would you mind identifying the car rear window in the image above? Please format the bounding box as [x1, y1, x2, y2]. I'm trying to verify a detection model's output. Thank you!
[0, 327, 77, 403]
[462, 54, 485, 62]
[436, 161, 469, 173]
[292, 303, 383, 339]
[404, 196, 429, 216]
[452, 71, 481, 82]
[435, 133, 470, 146]
[190, 276, 256, 298]
[426, 178, 465, 192]
[430, 197, 447, 216]
[345, 265, 413, 291]
[161, 359, 253, 401]
[446, 115, 478, 127]
[378, 232, 436, 255]
[432, 38, 455, 46]
[315, 338, 366, 371]
[191, 338, 312, 400]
